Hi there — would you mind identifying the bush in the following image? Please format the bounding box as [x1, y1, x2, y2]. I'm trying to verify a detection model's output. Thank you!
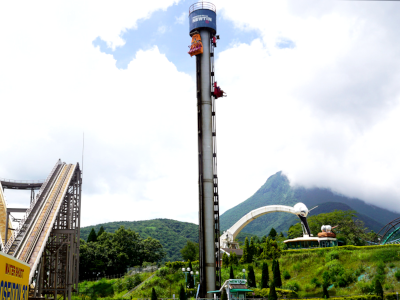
[126, 276, 135, 290]
[337, 269, 355, 287]
[284, 281, 300, 292]
[157, 267, 169, 277]
[388, 262, 395, 268]
[355, 264, 366, 276]
[326, 250, 340, 261]
[311, 277, 322, 288]
[283, 270, 290, 280]
[395, 270, 400, 280]
[357, 281, 374, 294]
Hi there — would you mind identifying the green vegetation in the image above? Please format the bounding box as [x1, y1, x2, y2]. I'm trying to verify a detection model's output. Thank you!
[220, 171, 399, 237]
[288, 210, 376, 245]
[79, 226, 165, 280]
[80, 219, 198, 262]
[75, 245, 400, 300]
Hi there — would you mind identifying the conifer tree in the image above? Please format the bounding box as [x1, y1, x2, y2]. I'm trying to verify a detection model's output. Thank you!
[322, 271, 330, 299]
[151, 287, 157, 300]
[221, 288, 228, 300]
[230, 265, 234, 279]
[247, 265, 256, 288]
[97, 226, 105, 237]
[274, 260, 282, 287]
[375, 279, 383, 299]
[222, 252, 230, 268]
[179, 285, 186, 300]
[230, 252, 238, 265]
[249, 237, 256, 263]
[240, 237, 249, 263]
[268, 228, 277, 239]
[188, 261, 194, 288]
[87, 228, 97, 243]
[261, 262, 269, 288]
[269, 280, 278, 300]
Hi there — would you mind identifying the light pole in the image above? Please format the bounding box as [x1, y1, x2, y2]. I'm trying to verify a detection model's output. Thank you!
[242, 269, 246, 279]
[182, 267, 191, 291]
[192, 271, 199, 286]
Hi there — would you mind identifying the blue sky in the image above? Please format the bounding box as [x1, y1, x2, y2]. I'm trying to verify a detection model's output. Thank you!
[1, 1, 400, 226]
[92, 1, 262, 74]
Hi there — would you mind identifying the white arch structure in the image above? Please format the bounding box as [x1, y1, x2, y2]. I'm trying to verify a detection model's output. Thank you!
[220, 203, 309, 248]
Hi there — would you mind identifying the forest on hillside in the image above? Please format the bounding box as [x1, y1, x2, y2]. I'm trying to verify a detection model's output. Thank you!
[80, 219, 198, 262]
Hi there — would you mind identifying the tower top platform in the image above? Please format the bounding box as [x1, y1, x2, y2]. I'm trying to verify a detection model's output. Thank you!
[189, 2, 216, 35]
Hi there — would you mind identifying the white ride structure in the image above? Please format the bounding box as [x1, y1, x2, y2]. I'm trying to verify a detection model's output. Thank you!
[220, 203, 310, 248]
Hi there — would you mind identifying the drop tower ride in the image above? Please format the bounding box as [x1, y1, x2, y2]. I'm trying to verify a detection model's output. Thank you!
[188, 2, 224, 297]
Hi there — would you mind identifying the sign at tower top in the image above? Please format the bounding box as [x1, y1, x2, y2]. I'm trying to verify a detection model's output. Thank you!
[189, 8, 216, 35]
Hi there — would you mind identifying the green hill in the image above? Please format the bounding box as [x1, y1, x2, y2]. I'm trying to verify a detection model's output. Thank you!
[220, 171, 399, 237]
[80, 219, 198, 262]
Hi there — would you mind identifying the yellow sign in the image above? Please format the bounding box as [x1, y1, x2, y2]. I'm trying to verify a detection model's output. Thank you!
[0, 252, 30, 300]
[188, 33, 203, 57]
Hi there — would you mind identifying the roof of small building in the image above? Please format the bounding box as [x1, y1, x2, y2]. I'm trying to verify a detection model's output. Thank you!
[221, 248, 243, 256]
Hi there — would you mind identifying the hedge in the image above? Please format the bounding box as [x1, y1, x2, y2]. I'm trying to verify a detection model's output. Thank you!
[246, 287, 298, 298]
[165, 261, 199, 270]
[282, 244, 400, 256]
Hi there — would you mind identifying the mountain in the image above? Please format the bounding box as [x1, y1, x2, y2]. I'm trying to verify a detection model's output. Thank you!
[80, 219, 198, 262]
[220, 171, 400, 237]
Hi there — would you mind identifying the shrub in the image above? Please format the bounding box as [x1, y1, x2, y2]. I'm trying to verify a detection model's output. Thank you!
[157, 267, 169, 277]
[355, 264, 366, 276]
[357, 281, 374, 294]
[311, 277, 322, 288]
[326, 260, 345, 282]
[383, 283, 394, 291]
[395, 270, 400, 280]
[125, 276, 135, 290]
[326, 250, 340, 261]
[388, 262, 395, 268]
[304, 283, 313, 292]
[283, 270, 290, 280]
[284, 281, 300, 292]
[338, 269, 355, 287]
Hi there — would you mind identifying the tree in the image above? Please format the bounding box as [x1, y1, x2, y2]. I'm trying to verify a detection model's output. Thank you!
[141, 237, 166, 263]
[322, 271, 330, 299]
[261, 238, 281, 260]
[221, 288, 227, 300]
[269, 280, 278, 300]
[151, 287, 157, 300]
[374, 279, 383, 299]
[87, 228, 97, 243]
[261, 262, 269, 288]
[287, 210, 370, 246]
[279, 232, 284, 238]
[247, 265, 256, 288]
[180, 240, 199, 262]
[249, 237, 256, 262]
[222, 252, 230, 268]
[240, 237, 249, 263]
[230, 265, 234, 279]
[187, 261, 194, 289]
[268, 228, 277, 239]
[97, 226, 105, 237]
[179, 284, 186, 300]
[272, 260, 282, 288]
[229, 252, 238, 265]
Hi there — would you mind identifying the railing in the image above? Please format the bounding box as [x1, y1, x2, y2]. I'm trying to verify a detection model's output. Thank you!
[0, 179, 44, 184]
[4, 160, 62, 254]
[189, 2, 216, 14]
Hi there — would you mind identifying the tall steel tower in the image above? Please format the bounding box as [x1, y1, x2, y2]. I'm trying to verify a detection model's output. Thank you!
[188, 2, 222, 297]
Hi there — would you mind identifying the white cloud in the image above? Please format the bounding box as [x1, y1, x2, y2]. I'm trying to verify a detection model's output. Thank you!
[1, 0, 400, 231]
[175, 12, 187, 25]
[212, 0, 400, 214]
